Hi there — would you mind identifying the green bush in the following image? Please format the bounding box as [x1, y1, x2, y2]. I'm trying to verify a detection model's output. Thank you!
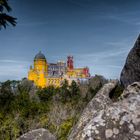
[58, 117, 74, 140]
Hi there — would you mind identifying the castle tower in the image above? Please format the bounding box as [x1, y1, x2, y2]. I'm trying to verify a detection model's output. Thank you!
[67, 56, 74, 70]
[34, 51, 48, 72]
[28, 51, 48, 88]
[83, 67, 90, 77]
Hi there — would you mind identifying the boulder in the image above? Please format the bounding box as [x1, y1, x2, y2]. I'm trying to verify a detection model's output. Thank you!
[68, 81, 140, 140]
[120, 34, 140, 88]
[18, 128, 56, 140]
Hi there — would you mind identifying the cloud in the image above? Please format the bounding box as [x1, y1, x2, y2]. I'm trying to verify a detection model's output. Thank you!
[101, 11, 140, 26]
[0, 60, 29, 64]
[75, 46, 129, 63]
[0, 59, 29, 81]
[73, 39, 133, 79]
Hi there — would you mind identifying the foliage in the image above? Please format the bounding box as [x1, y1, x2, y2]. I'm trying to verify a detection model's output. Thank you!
[60, 79, 70, 102]
[36, 86, 55, 102]
[69, 80, 80, 99]
[84, 82, 102, 102]
[58, 117, 75, 140]
[0, 0, 17, 29]
[60, 80, 80, 103]
[0, 80, 14, 114]
[0, 78, 103, 139]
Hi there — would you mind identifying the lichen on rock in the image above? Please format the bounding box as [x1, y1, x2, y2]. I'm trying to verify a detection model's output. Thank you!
[120, 34, 140, 88]
[17, 128, 56, 140]
[68, 81, 140, 140]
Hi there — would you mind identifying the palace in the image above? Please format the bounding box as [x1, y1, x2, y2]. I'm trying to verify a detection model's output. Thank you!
[28, 51, 90, 88]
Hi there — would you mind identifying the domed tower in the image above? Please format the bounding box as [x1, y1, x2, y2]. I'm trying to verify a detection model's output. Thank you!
[34, 51, 48, 88]
[28, 51, 48, 88]
[34, 51, 48, 72]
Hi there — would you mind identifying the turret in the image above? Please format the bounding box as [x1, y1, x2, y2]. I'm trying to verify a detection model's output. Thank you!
[67, 56, 74, 70]
[28, 51, 48, 88]
[83, 67, 90, 77]
[34, 51, 48, 72]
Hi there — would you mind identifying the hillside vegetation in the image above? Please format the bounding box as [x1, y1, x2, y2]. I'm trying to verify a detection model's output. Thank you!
[0, 75, 106, 140]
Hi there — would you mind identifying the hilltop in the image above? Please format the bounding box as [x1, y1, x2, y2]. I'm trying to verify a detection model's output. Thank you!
[0, 75, 106, 140]
[1, 35, 140, 140]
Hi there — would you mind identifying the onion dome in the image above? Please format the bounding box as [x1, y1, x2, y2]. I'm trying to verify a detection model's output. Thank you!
[34, 51, 46, 61]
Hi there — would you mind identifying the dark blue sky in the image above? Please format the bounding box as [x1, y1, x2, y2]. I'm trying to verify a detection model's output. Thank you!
[0, 0, 140, 81]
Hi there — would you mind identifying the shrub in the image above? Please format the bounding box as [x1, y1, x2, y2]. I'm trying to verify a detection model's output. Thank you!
[58, 117, 74, 140]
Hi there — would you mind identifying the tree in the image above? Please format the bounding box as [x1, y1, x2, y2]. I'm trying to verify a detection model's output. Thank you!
[0, 80, 14, 113]
[69, 80, 80, 100]
[60, 80, 70, 102]
[0, 0, 17, 29]
[37, 86, 54, 102]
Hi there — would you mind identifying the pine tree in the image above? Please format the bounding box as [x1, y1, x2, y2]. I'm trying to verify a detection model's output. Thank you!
[0, 0, 17, 29]
[69, 80, 80, 99]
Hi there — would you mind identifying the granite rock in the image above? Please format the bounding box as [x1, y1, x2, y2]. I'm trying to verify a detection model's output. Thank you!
[18, 128, 56, 140]
[68, 81, 140, 140]
[120, 34, 140, 88]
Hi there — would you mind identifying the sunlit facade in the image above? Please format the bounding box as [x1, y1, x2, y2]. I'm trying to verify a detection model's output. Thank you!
[28, 51, 90, 88]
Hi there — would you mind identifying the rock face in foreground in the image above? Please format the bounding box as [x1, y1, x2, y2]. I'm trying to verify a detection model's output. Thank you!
[120, 34, 140, 88]
[18, 128, 56, 140]
[68, 81, 140, 140]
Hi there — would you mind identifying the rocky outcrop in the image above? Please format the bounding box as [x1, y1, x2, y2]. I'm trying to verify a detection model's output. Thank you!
[18, 128, 56, 140]
[120, 34, 140, 88]
[68, 81, 140, 140]
[68, 80, 118, 139]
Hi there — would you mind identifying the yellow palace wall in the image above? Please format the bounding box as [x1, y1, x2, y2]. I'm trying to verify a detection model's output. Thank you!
[28, 52, 89, 88]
